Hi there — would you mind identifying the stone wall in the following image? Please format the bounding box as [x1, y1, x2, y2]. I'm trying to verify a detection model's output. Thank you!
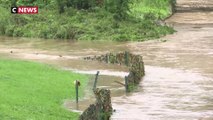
[79, 89, 112, 120]
[84, 51, 145, 91]
[127, 60, 144, 88]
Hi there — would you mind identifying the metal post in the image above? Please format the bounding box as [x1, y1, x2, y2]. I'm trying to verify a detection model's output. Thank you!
[125, 76, 129, 92]
[75, 80, 79, 103]
[93, 71, 100, 90]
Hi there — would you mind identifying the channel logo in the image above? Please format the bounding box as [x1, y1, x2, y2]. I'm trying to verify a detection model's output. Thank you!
[11, 6, 38, 14]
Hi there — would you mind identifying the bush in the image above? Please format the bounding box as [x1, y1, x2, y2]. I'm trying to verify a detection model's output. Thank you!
[5, 25, 15, 36]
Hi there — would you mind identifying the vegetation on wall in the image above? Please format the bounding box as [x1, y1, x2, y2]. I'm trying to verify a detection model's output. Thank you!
[0, 0, 175, 41]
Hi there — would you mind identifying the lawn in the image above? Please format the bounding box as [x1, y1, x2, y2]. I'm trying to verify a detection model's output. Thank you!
[0, 58, 88, 120]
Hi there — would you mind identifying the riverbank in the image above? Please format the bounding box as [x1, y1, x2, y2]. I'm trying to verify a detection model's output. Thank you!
[0, 0, 174, 41]
[0, 58, 88, 119]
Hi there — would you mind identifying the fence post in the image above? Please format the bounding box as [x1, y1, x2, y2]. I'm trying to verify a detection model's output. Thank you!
[125, 76, 129, 92]
[75, 80, 79, 103]
[125, 51, 129, 66]
[93, 71, 100, 91]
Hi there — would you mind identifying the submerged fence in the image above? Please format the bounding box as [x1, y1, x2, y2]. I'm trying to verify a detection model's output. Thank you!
[79, 51, 145, 119]
[84, 51, 145, 92]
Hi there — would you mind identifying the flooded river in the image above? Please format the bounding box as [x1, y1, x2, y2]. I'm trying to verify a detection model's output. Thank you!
[0, 0, 213, 120]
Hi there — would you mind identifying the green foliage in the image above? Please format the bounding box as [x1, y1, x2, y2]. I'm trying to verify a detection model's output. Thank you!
[104, 0, 130, 20]
[0, 7, 9, 35]
[70, 0, 96, 9]
[56, 0, 96, 13]
[0, 0, 175, 41]
[16, 0, 50, 8]
[0, 58, 88, 119]
[130, 0, 173, 19]
[0, 0, 11, 8]
[114, 0, 130, 20]
[56, 0, 131, 18]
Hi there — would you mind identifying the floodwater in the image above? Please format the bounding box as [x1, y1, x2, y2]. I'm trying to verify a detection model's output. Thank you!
[0, 1, 213, 119]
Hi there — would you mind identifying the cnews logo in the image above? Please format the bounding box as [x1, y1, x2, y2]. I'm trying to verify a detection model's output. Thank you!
[11, 6, 38, 14]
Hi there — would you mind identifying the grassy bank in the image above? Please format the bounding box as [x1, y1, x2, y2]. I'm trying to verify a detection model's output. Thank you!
[0, 0, 175, 41]
[0, 58, 88, 119]
[131, 0, 174, 19]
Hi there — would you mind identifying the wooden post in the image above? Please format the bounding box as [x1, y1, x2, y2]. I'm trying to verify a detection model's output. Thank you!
[125, 51, 129, 66]
[93, 71, 100, 91]
[114, 81, 125, 86]
[125, 76, 129, 92]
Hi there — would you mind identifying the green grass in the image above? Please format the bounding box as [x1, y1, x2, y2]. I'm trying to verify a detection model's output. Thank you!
[0, 58, 88, 120]
[130, 0, 173, 19]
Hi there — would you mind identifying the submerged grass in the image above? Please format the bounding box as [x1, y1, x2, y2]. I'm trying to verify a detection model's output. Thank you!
[0, 58, 88, 120]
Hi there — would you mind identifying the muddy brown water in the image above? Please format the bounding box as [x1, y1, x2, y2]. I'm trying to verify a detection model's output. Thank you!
[1, 1, 213, 120]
